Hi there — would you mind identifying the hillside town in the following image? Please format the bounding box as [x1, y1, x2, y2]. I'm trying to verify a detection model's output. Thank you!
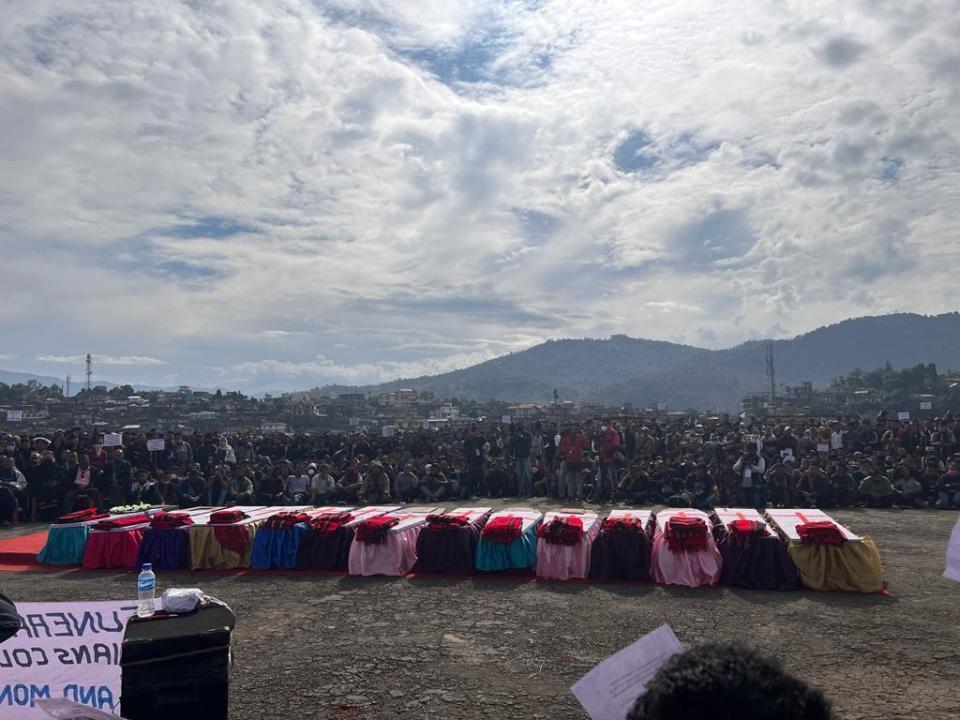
[2, 362, 959, 435]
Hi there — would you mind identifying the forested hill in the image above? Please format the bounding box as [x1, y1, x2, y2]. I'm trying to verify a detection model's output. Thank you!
[314, 312, 960, 411]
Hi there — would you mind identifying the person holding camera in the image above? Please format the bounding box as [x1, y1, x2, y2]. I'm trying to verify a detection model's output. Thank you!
[733, 448, 766, 508]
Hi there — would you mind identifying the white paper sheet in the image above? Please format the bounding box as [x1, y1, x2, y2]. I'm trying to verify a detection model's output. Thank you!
[945, 517, 960, 583]
[571, 624, 683, 720]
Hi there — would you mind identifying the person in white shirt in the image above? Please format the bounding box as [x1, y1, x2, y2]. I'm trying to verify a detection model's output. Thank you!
[309, 463, 337, 504]
[284, 464, 310, 504]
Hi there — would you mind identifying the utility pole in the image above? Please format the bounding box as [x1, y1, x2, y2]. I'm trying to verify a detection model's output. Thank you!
[765, 340, 776, 408]
[85, 353, 93, 392]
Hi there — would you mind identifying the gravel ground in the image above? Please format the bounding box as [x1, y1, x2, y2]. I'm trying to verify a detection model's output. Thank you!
[2, 503, 959, 720]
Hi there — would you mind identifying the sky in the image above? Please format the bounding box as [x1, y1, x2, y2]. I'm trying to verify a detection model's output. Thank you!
[1, 0, 959, 393]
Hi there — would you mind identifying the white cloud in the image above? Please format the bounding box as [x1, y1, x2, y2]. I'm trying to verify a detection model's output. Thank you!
[0, 0, 957, 391]
[261, 330, 309, 338]
[211, 347, 501, 386]
[38, 354, 166, 367]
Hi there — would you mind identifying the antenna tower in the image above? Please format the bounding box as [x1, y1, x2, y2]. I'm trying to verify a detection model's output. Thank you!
[85, 354, 93, 392]
[765, 340, 776, 407]
[65, 375, 71, 398]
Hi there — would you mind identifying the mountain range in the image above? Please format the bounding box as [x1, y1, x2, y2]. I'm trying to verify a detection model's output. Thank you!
[314, 312, 960, 411]
[5, 313, 960, 411]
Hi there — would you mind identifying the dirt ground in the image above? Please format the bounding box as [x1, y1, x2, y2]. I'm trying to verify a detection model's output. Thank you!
[2, 503, 959, 720]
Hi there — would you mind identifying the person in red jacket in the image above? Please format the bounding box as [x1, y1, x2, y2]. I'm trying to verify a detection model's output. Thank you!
[591, 423, 621, 503]
[558, 427, 589, 499]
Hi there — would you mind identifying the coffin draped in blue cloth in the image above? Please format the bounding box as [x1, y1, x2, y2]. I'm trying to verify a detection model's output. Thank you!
[475, 511, 542, 572]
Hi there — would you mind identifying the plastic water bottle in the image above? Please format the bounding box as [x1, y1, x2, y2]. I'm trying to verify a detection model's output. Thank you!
[137, 563, 156, 618]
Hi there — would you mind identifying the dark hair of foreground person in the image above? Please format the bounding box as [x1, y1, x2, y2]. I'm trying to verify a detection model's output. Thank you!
[627, 644, 834, 720]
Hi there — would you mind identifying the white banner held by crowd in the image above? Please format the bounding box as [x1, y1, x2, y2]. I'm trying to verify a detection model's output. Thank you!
[1, 601, 137, 718]
[102, 434, 123, 448]
[6, 410, 23, 422]
[145, 439, 165, 452]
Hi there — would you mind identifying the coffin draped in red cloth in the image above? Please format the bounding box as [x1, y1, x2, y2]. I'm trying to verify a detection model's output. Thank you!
[309, 511, 354, 535]
[214, 526, 252, 555]
[796, 520, 845, 546]
[725, 519, 767, 546]
[664, 516, 708, 552]
[150, 512, 194, 529]
[600, 517, 646, 534]
[209, 509, 248, 525]
[93, 513, 151, 530]
[480, 516, 523, 544]
[536, 515, 584, 545]
[355, 516, 400, 544]
[57, 507, 108, 524]
[263, 512, 311, 530]
[426, 514, 471, 530]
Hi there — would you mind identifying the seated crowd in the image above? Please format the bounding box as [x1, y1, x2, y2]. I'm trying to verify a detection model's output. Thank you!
[1, 409, 959, 524]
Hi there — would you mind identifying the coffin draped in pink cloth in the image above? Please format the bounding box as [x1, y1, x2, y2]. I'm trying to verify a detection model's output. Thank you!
[651, 509, 722, 587]
[347, 512, 430, 576]
[536, 511, 600, 580]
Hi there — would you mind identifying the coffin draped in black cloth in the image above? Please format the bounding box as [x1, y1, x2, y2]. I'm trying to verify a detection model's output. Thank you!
[588, 523, 653, 582]
[413, 513, 491, 574]
[297, 525, 356, 571]
[711, 522, 800, 591]
[136, 527, 192, 571]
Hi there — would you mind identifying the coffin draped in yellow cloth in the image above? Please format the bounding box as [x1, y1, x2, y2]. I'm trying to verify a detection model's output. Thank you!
[786, 536, 884, 593]
[189, 523, 260, 569]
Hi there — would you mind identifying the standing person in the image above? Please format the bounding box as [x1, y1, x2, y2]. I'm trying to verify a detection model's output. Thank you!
[592, 422, 621, 503]
[733, 449, 766, 508]
[463, 429, 486, 500]
[558, 426, 589, 499]
[509, 425, 533, 497]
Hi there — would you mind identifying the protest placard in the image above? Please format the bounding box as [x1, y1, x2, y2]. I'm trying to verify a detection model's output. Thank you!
[145, 439, 164, 452]
[920, 401, 932, 411]
[381, 426, 396, 438]
[102, 434, 122, 448]
[6, 410, 23, 422]
[897, 411, 910, 421]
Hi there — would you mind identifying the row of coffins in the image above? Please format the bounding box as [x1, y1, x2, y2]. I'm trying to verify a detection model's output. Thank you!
[34, 505, 885, 593]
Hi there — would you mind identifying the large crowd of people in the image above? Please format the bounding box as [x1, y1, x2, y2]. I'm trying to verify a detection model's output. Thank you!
[2, 409, 960, 524]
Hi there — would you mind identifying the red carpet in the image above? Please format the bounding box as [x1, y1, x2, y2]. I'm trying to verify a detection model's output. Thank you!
[0, 531, 48, 564]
